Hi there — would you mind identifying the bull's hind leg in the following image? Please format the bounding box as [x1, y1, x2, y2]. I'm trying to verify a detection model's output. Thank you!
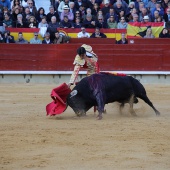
[119, 103, 124, 115]
[139, 95, 160, 116]
[129, 94, 137, 116]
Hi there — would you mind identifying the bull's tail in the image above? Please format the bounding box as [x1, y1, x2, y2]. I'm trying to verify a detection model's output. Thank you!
[129, 76, 160, 115]
[138, 95, 160, 115]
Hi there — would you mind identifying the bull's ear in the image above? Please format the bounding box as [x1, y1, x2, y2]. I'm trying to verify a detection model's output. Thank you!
[70, 90, 78, 98]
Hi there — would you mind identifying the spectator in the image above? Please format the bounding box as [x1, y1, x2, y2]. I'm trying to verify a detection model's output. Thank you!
[15, 14, 27, 28]
[146, 0, 157, 13]
[0, 31, 4, 43]
[69, 1, 76, 15]
[138, 8, 151, 22]
[38, 16, 48, 28]
[27, 15, 37, 28]
[152, 10, 163, 22]
[58, 0, 70, 15]
[15, 32, 28, 44]
[11, 7, 20, 27]
[159, 28, 170, 38]
[11, 0, 22, 13]
[2, 6, 11, 18]
[36, 7, 47, 23]
[96, 9, 104, 21]
[96, 15, 108, 28]
[128, 1, 135, 14]
[82, 8, 95, 21]
[114, 1, 129, 17]
[21, 0, 35, 7]
[163, 8, 170, 22]
[72, 17, 82, 28]
[118, 9, 127, 22]
[74, 10, 82, 22]
[53, 30, 70, 44]
[0, 0, 11, 11]
[60, 5, 74, 21]
[3, 13, 12, 27]
[142, 15, 150, 24]
[116, 33, 128, 44]
[143, 28, 155, 38]
[42, 32, 53, 44]
[27, 0, 37, 16]
[46, 6, 60, 23]
[30, 32, 42, 44]
[22, 7, 34, 22]
[92, 3, 99, 17]
[90, 27, 107, 38]
[79, 4, 86, 19]
[117, 16, 128, 29]
[82, 13, 96, 28]
[60, 15, 72, 28]
[3, 30, 15, 43]
[107, 15, 117, 28]
[101, 0, 110, 17]
[151, 2, 164, 18]
[105, 7, 118, 22]
[129, 14, 139, 22]
[77, 26, 90, 38]
[161, 0, 169, 11]
[47, 16, 60, 33]
[74, 0, 83, 11]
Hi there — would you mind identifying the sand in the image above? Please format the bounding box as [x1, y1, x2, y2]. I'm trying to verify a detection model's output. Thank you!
[0, 83, 170, 170]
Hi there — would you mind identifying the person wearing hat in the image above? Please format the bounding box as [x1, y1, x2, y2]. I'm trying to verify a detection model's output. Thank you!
[60, 5, 74, 21]
[68, 44, 99, 87]
[58, 0, 70, 14]
[143, 15, 150, 23]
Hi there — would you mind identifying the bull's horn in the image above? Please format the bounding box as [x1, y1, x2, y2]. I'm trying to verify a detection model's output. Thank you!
[70, 90, 78, 98]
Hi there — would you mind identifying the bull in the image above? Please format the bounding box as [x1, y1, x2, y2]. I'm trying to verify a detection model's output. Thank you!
[67, 73, 160, 119]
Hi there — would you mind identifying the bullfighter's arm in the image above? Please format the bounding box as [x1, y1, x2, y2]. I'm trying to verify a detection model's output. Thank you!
[69, 64, 81, 85]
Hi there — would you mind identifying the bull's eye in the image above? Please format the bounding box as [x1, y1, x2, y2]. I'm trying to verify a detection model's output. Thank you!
[70, 90, 78, 98]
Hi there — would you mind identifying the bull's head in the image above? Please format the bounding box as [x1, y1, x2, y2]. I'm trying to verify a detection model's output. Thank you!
[67, 90, 93, 116]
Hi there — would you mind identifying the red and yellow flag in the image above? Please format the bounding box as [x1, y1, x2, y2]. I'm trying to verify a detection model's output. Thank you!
[127, 22, 164, 38]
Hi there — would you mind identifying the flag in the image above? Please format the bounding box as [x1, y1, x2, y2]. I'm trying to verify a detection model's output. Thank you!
[127, 22, 164, 38]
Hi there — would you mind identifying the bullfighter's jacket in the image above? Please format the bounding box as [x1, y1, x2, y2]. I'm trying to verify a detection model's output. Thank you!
[69, 44, 100, 85]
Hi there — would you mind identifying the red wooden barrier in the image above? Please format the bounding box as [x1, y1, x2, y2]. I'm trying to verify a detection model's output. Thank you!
[128, 38, 170, 44]
[70, 38, 116, 44]
[0, 42, 170, 71]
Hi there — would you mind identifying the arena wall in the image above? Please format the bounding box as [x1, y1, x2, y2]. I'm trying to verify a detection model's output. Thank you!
[0, 39, 170, 84]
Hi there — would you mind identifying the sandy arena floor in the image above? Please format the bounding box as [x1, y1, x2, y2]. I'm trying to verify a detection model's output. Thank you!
[0, 83, 170, 170]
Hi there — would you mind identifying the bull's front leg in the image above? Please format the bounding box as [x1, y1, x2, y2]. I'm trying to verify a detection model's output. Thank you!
[95, 92, 105, 120]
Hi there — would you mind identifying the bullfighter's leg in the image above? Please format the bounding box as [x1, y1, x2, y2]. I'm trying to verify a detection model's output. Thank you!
[139, 95, 160, 115]
[129, 94, 137, 116]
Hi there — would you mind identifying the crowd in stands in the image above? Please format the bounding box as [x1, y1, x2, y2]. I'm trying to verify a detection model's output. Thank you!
[0, 0, 170, 43]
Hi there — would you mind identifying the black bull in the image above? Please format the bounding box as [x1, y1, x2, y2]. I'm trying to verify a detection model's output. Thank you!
[67, 73, 160, 119]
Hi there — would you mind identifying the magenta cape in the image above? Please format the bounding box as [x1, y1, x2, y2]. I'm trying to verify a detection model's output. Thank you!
[46, 83, 71, 116]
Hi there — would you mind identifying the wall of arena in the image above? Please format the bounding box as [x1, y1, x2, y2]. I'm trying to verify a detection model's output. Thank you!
[0, 38, 170, 84]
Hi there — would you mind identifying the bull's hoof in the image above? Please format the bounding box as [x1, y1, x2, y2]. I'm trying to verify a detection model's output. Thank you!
[156, 110, 160, 116]
[97, 115, 103, 120]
